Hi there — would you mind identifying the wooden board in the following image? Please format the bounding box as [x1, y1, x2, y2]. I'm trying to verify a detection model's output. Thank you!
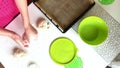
[34, 0, 95, 33]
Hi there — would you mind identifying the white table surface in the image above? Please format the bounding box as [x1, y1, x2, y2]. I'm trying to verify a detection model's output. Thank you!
[0, 2, 112, 68]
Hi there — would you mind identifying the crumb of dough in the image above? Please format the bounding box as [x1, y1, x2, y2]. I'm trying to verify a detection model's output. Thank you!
[36, 17, 50, 30]
[12, 47, 26, 58]
[28, 62, 39, 68]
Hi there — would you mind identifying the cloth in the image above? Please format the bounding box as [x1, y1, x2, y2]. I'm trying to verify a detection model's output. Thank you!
[0, 0, 19, 28]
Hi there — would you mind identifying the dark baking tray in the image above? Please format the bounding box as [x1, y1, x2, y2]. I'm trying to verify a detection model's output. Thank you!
[34, 0, 95, 33]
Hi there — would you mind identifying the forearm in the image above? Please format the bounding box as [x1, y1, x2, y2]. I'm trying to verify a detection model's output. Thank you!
[14, 0, 30, 29]
[0, 27, 14, 37]
[0, 27, 26, 46]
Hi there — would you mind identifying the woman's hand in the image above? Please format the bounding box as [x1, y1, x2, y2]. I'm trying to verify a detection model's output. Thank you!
[11, 32, 26, 47]
[22, 24, 38, 45]
[0, 27, 27, 47]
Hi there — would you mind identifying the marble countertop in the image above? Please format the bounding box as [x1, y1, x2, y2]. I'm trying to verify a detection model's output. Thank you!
[73, 0, 120, 65]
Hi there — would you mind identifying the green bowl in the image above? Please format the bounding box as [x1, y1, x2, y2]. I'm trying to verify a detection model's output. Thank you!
[49, 37, 77, 65]
[98, 0, 115, 5]
[78, 16, 108, 45]
[65, 56, 83, 68]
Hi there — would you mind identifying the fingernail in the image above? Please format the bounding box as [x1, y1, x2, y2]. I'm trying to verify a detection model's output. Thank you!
[24, 45, 29, 47]
[24, 40, 29, 43]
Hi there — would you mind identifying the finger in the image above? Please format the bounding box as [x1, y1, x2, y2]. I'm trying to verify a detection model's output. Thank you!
[22, 33, 30, 47]
[16, 35, 29, 47]
[23, 39, 29, 47]
[24, 45, 29, 47]
[15, 38, 24, 47]
[23, 33, 30, 42]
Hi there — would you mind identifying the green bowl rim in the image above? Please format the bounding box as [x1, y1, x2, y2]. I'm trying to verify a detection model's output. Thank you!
[49, 37, 77, 65]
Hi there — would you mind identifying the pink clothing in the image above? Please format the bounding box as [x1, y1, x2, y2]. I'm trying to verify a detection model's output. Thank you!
[0, 0, 19, 28]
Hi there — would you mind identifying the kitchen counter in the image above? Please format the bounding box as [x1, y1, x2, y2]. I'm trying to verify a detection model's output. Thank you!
[72, 0, 120, 65]
[0, 3, 108, 68]
[95, 0, 120, 23]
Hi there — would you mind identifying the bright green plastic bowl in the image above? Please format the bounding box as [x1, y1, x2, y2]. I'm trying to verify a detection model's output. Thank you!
[98, 0, 115, 5]
[65, 56, 83, 68]
[49, 37, 77, 65]
[78, 16, 108, 45]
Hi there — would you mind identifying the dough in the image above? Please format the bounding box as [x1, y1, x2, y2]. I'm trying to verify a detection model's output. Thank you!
[12, 47, 26, 58]
[36, 17, 50, 29]
[28, 62, 39, 68]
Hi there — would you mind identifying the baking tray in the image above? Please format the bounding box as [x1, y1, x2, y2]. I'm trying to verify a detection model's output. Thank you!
[34, 0, 95, 33]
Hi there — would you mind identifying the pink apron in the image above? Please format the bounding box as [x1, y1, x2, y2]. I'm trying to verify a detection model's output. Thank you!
[0, 0, 19, 28]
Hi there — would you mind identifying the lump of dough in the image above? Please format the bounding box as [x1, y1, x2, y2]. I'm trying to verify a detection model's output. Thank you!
[12, 47, 26, 58]
[36, 17, 50, 29]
